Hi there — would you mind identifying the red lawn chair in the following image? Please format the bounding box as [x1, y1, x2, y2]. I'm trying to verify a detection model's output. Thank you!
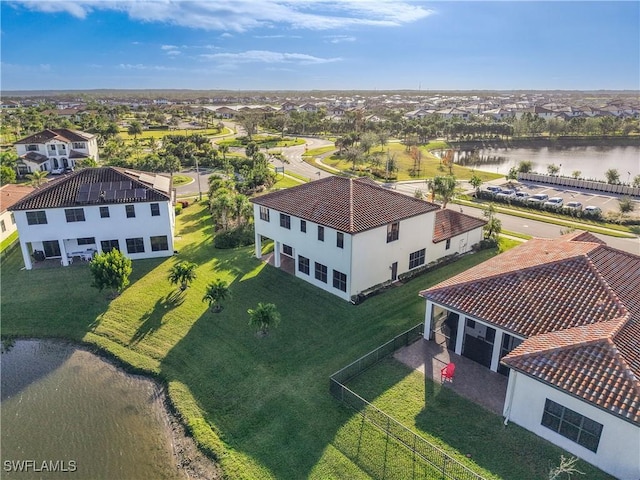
[441, 362, 456, 383]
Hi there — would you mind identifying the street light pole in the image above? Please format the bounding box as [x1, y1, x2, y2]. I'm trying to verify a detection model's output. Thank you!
[195, 156, 202, 201]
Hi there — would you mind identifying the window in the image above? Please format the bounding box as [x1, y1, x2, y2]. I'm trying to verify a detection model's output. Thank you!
[65, 208, 85, 223]
[27, 144, 38, 152]
[408, 248, 425, 269]
[445, 239, 451, 250]
[126, 237, 145, 254]
[541, 399, 602, 453]
[466, 318, 476, 329]
[259, 206, 270, 222]
[10, 213, 15, 224]
[283, 244, 293, 256]
[317, 226, 324, 242]
[72, 142, 86, 149]
[150, 203, 160, 216]
[77, 237, 95, 246]
[298, 255, 310, 275]
[333, 270, 347, 292]
[59, 144, 66, 151]
[300, 220, 306, 233]
[125, 205, 136, 218]
[387, 221, 400, 243]
[101, 239, 120, 252]
[100, 206, 110, 218]
[314, 262, 327, 283]
[150, 235, 169, 251]
[336, 232, 344, 249]
[0, 220, 5, 233]
[280, 213, 291, 229]
[49, 145, 56, 152]
[26, 211, 47, 225]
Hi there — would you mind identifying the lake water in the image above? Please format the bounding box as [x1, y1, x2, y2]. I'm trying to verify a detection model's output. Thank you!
[454, 145, 640, 181]
[1, 340, 185, 480]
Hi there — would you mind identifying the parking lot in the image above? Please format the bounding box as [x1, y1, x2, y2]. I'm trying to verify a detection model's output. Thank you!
[512, 181, 640, 219]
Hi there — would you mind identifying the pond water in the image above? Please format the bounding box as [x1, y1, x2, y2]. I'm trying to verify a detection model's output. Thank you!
[453, 145, 640, 181]
[1, 339, 185, 480]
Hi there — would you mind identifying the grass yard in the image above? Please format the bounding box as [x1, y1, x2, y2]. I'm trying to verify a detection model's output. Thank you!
[118, 127, 231, 142]
[1, 202, 602, 479]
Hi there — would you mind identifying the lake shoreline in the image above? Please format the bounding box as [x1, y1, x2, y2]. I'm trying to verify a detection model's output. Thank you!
[2, 337, 223, 480]
[449, 135, 640, 150]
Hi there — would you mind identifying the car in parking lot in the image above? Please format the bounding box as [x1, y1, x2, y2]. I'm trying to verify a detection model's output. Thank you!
[584, 206, 602, 215]
[527, 193, 549, 204]
[485, 186, 502, 194]
[565, 201, 583, 211]
[514, 192, 530, 200]
[543, 197, 564, 209]
[496, 189, 516, 199]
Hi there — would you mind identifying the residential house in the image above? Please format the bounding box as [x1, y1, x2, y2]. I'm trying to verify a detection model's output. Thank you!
[420, 232, 639, 479]
[435, 108, 470, 120]
[14, 128, 99, 175]
[251, 177, 485, 302]
[0, 184, 34, 244]
[9, 167, 175, 270]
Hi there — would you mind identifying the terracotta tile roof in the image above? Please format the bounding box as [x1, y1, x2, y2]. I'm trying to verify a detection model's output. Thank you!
[251, 176, 439, 233]
[433, 209, 486, 243]
[14, 128, 95, 145]
[69, 149, 90, 159]
[8, 167, 170, 210]
[421, 233, 640, 424]
[0, 184, 35, 212]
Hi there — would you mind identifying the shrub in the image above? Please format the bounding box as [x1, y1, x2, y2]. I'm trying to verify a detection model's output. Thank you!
[214, 225, 255, 249]
[175, 204, 183, 215]
[180, 200, 190, 208]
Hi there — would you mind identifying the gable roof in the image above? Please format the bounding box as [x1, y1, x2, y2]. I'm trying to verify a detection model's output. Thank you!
[433, 209, 486, 243]
[251, 176, 439, 234]
[9, 167, 171, 211]
[14, 129, 95, 145]
[421, 233, 640, 424]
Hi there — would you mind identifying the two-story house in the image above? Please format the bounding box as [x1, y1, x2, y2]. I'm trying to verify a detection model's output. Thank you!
[420, 232, 639, 479]
[251, 177, 485, 302]
[9, 167, 175, 270]
[14, 128, 99, 175]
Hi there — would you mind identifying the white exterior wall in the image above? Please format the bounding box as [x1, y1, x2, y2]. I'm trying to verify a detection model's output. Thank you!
[253, 204, 353, 300]
[350, 212, 435, 297]
[504, 371, 640, 480]
[16, 136, 99, 172]
[0, 210, 18, 243]
[14, 200, 174, 269]
[428, 227, 483, 262]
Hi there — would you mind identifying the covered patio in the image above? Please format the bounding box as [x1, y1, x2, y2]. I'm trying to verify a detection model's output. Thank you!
[394, 338, 508, 415]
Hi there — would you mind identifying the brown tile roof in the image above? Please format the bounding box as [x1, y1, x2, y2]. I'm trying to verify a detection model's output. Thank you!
[251, 176, 439, 233]
[0, 184, 36, 212]
[8, 167, 170, 210]
[421, 233, 640, 424]
[14, 128, 95, 145]
[20, 151, 49, 164]
[433, 209, 486, 243]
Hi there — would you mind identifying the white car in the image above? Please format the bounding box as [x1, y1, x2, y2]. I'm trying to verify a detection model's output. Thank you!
[51, 167, 65, 175]
[584, 206, 602, 215]
[543, 197, 564, 208]
[565, 201, 583, 211]
[514, 192, 530, 200]
[527, 193, 549, 204]
[496, 189, 516, 199]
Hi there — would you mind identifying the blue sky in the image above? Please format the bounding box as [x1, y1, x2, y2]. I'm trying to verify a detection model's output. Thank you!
[1, 1, 639, 91]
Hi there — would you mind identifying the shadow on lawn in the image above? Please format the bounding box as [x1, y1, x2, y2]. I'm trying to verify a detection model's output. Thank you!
[130, 290, 186, 345]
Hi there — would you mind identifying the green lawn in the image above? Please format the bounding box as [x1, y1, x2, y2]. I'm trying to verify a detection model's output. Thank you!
[1, 202, 605, 479]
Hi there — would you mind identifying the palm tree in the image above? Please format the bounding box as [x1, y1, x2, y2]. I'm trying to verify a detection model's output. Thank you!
[168, 261, 197, 291]
[27, 170, 48, 187]
[432, 175, 457, 209]
[248, 302, 281, 336]
[127, 121, 143, 139]
[483, 203, 502, 241]
[202, 279, 231, 313]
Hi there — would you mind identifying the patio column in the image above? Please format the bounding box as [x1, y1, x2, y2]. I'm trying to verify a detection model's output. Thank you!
[59, 239, 70, 267]
[273, 241, 281, 268]
[454, 315, 465, 355]
[254, 232, 262, 259]
[490, 329, 504, 372]
[19, 240, 32, 270]
[423, 301, 434, 340]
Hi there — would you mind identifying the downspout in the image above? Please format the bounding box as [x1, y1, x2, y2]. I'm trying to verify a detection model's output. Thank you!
[503, 370, 517, 426]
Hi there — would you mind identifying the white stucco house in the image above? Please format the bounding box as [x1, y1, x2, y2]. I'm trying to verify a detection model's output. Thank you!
[14, 128, 99, 175]
[251, 176, 485, 302]
[420, 232, 640, 479]
[0, 184, 34, 244]
[9, 167, 175, 270]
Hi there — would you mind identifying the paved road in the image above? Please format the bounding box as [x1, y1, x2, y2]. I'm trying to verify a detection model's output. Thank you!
[280, 136, 335, 180]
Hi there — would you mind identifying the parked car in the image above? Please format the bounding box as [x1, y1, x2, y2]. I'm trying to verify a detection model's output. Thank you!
[527, 193, 549, 204]
[51, 167, 65, 175]
[584, 206, 602, 215]
[565, 201, 583, 211]
[485, 186, 502, 194]
[496, 189, 516, 199]
[514, 192, 530, 200]
[543, 197, 564, 208]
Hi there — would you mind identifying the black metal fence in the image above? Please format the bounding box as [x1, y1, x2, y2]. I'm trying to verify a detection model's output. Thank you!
[330, 324, 487, 480]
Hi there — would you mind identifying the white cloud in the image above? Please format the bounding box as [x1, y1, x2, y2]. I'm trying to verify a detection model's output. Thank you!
[161, 44, 179, 50]
[200, 50, 342, 65]
[118, 63, 177, 71]
[166, 50, 181, 56]
[326, 35, 356, 44]
[0, 62, 52, 73]
[10, 1, 433, 31]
